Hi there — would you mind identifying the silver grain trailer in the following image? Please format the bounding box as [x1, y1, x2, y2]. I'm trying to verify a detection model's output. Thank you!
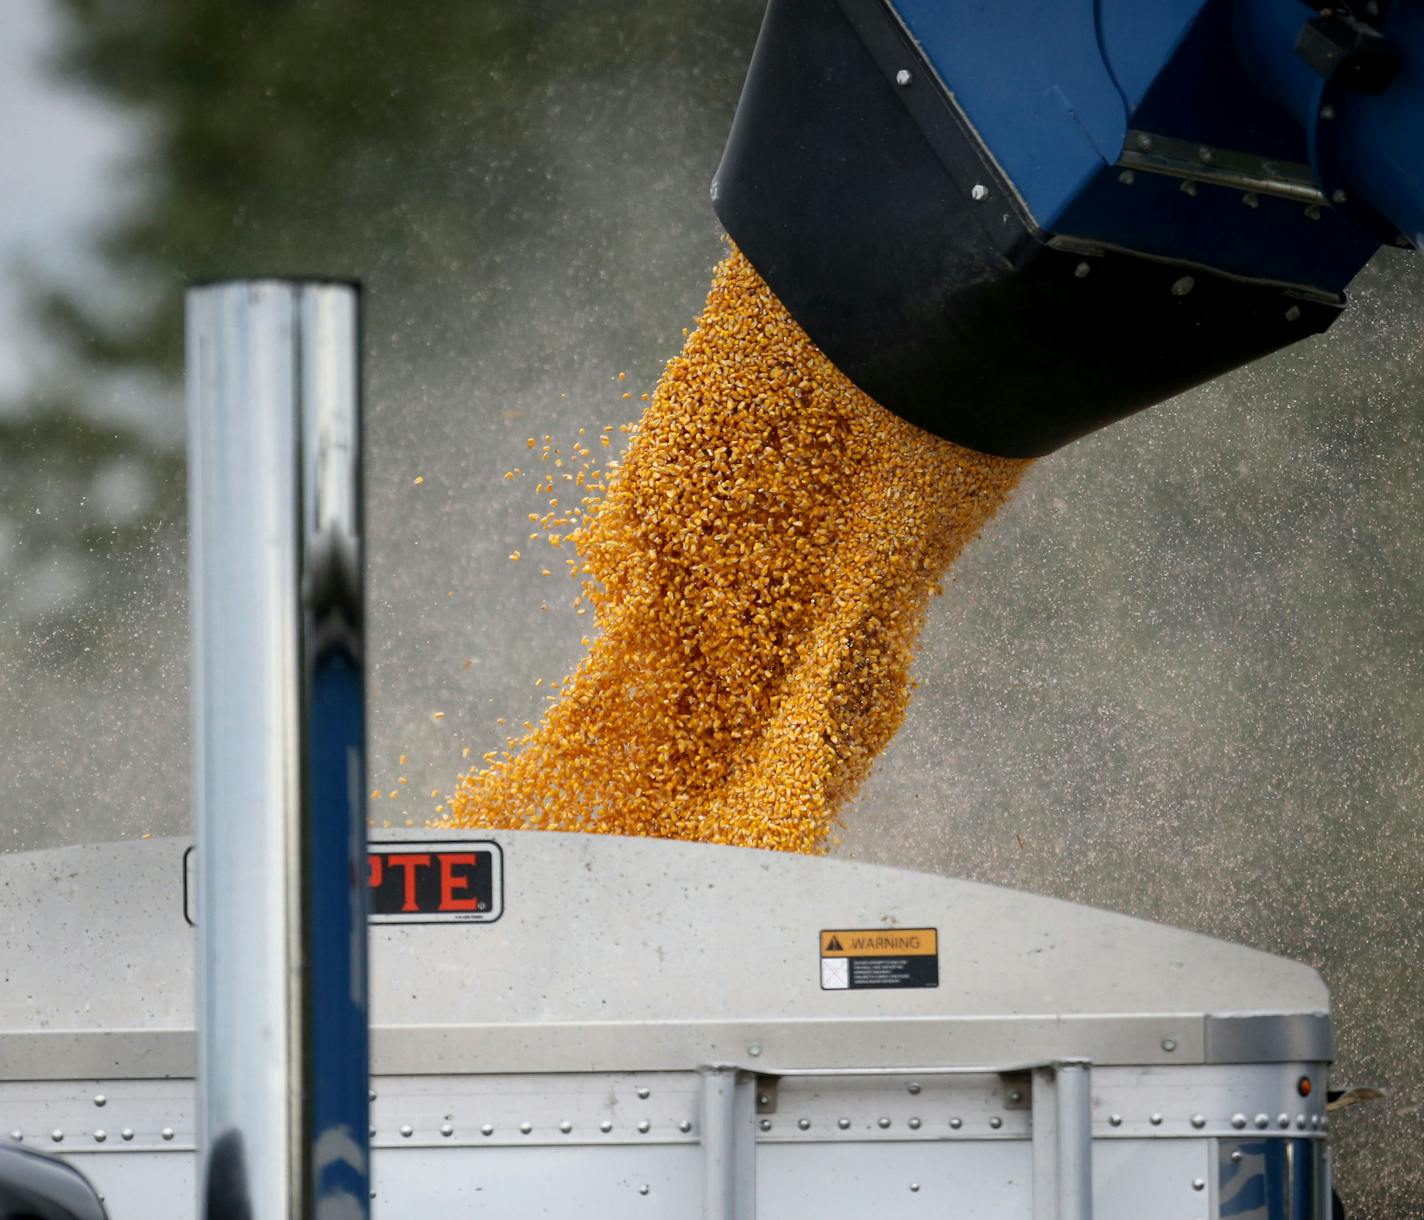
[1, 829, 1334, 1219]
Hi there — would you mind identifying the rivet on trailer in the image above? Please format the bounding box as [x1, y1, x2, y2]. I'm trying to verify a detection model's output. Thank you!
[5, 0, 1420, 1215]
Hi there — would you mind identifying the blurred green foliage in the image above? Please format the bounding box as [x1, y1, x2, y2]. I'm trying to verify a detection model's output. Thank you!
[5, 0, 763, 643]
[40, 0, 758, 371]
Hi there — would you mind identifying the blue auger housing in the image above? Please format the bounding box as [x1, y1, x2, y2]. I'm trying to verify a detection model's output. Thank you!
[713, 0, 1421, 457]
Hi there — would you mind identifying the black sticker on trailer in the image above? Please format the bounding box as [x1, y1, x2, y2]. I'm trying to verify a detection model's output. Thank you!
[820, 928, 938, 989]
[182, 840, 504, 925]
[368, 841, 503, 923]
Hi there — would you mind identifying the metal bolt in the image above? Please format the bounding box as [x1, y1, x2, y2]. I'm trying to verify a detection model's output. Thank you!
[758, 1094, 770, 1107]
[1193, 1178, 1206, 1192]
[909, 1183, 921, 1193]
[1198, 145, 1215, 163]
[1161, 1038, 1177, 1053]
[7, 1132, 19, 1143]
[120, 1129, 133, 1142]
[971, 183, 989, 202]
[1118, 170, 1136, 186]
[895, 68, 913, 87]
[1322, 1117, 1329, 1131]
[161, 1128, 174, 1142]
[636, 1086, 651, 1100]
[1074, 261, 1091, 279]
[368, 1089, 377, 1102]
[637, 1120, 651, 1134]
[989, 1116, 1003, 1130]
[1242, 192, 1260, 208]
[558, 1121, 572, 1134]
[639, 1185, 650, 1196]
[441, 1122, 455, 1138]
[1261, 160, 1280, 177]
[94, 1130, 107, 1143]
[1321, 104, 1336, 121]
[399, 1125, 413, 1138]
[1311, 1115, 1322, 1129]
[1306, 204, 1323, 220]
[1333, 189, 1349, 205]
[1180, 180, 1198, 196]
[797, 1118, 811, 1131]
[907, 1117, 921, 1130]
[1150, 1113, 1163, 1126]
[907, 1082, 921, 1095]
[368, 1127, 376, 1138]
[1279, 1114, 1291, 1128]
[519, 1122, 532, 1135]
[1285, 305, 1302, 322]
[1297, 1115, 1307, 1129]
[760, 1118, 772, 1132]
[94, 1094, 107, 1108]
[482, 1124, 495, 1137]
[50, 1130, 63, 1143]
[1232, 1114, 1247, 1130]
[1136, 132, 1153, 151]
[1191, 1115, 1206, 1129]
[878, 1117, 892, 1129]
[838, 1118, 851, 1130]
[679, 1120, 692, 1133]
[1171, 276, 1195, 297]
[1109, 1114, 1123, 1127]
[747, 1044, 762, 1057]
[1009, 1090, 1023, 1103]
[599, 1120, 613, 1134]
[1255, 1114, 1270, 1130]
[1231, 1150, 1244, 1163]
[949, 1117, 962, 1130]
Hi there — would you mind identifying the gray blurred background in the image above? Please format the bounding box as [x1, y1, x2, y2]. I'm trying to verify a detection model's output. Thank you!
[2, 1, 1421, 1212]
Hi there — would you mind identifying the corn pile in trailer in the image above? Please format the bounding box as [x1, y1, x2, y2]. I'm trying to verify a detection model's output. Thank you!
[440, 248, 1029, 851]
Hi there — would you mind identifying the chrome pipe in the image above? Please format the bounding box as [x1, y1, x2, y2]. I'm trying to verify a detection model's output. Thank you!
[187, 281, 368, 1220]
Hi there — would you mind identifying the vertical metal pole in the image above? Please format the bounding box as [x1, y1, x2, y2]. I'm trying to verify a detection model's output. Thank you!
[701, 1069, 737, 1220]
[700, 1069, 756, 1219]
[1030, 1067, 1058, 1220]
[187, 280, 369, 1220]
[1055, 1060, 1093, 1220]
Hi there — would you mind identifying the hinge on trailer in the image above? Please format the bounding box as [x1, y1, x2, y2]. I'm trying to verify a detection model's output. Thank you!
[1001, 1070, 1032, 1110]
[755, 1075, 778, 1115]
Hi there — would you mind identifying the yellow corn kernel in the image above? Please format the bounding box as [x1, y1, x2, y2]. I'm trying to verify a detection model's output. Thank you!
[435, 246, 1028, 856]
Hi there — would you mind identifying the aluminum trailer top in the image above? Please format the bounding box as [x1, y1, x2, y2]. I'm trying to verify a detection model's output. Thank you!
[1, 828, 1333, 1218]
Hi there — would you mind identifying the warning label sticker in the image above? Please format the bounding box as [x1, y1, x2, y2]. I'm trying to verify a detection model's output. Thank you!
[820, 928, 938, 990]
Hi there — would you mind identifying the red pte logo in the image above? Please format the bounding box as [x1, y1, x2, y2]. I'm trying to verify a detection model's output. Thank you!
[366, 843, 500, 921]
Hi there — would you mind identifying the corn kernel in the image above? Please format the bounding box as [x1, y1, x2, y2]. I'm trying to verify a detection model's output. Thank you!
[436, 246, 1027, 854]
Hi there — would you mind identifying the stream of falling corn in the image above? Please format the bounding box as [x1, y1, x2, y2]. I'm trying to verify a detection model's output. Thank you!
[435, 246, 1029, 853]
